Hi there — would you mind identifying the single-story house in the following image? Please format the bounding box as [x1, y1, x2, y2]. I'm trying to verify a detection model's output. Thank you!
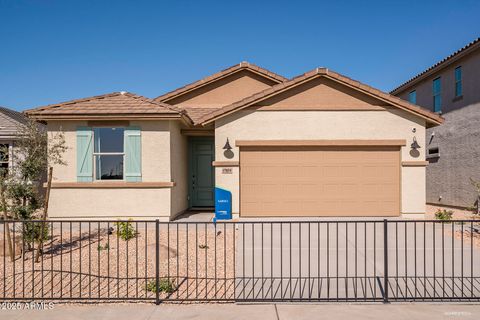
[25, 62, 443, 220]
[0, 106, 33, 172]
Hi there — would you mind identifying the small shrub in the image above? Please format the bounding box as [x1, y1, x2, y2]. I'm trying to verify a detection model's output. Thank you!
[23, 222, 50, 245]
[97, 243, 110, 251]
[146, 278, 176, 294]
[115, 220, 136, 241]
[435, 209, 453, 221]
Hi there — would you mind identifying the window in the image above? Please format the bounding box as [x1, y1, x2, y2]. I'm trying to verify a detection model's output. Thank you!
[93, 128, 124, 180]
[408, 90, 417, 104]
[427, 147, 440, 158]
[433, 77, 442, 112]
[455, 66, 462, 97]
[0, 144, 9, 172]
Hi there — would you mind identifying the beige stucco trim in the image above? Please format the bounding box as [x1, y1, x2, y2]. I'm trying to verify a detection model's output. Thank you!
[47, 182, 176, 188]
[87, 120, 131, 127]
[181, 129, 214, 136]
[212, 161, 239, 167]
[31, 115, 183, 121]
[235, 139, 407, 147]
[254, 105, 388, 111]
[402, 161, 429, 167]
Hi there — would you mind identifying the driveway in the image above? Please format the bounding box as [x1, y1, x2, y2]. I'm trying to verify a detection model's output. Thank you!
[235, 220, 480, 301]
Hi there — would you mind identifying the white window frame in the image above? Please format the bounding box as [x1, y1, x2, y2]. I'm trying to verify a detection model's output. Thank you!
[92, 127, 125, 181]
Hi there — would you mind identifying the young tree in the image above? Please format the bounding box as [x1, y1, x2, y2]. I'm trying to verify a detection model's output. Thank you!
[470, 178, 480, 215]
[0, 119, 66, 260]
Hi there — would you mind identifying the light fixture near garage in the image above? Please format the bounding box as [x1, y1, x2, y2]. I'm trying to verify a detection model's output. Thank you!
[223, 138, 232, 151]
[223, 138, 234, 159]
[411, 136, 421, 150]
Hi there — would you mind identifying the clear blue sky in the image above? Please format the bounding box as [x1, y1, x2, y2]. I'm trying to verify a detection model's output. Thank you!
[1, 0, 479, 111]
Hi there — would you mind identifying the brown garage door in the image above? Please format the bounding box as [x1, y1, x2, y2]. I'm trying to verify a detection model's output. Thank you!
[240, 146, 400, 217]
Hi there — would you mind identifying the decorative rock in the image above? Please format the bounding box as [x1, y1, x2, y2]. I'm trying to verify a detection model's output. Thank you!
[0, 237, 23, 257]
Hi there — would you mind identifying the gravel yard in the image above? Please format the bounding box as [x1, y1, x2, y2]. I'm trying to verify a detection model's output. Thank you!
[0, 222, 236, 302]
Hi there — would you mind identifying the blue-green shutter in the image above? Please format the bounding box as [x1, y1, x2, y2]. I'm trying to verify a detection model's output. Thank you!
[76, 127, 93, 182]
[124, 127, 141, 182]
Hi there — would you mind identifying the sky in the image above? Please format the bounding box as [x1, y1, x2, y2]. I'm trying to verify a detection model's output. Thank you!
[0, 0, 479, 111]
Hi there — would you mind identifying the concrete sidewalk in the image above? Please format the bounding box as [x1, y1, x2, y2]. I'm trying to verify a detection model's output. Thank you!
[1, 303, 480, 320]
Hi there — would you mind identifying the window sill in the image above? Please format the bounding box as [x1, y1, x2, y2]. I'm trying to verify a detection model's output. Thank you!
[401, 161, 429, 167]
[45, 181, 176, 189]
[452, 95, 463, 102]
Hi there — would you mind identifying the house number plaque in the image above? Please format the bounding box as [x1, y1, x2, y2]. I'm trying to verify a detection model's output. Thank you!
[222, 168, 233, 174]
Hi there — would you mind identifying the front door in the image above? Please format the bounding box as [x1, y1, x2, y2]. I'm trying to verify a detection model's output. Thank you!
[189, 137, 215, 207]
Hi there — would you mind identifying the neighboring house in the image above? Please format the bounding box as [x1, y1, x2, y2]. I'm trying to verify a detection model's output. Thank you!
[0, 106, 31, 171]
[391, 38, 480, 209]
[25, 62, 443, 220]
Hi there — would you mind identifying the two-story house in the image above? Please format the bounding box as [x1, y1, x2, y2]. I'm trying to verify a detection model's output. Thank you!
[391, 38, 480, 210]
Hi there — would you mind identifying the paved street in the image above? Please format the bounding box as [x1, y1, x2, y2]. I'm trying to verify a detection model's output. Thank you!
[2, 303, 480, 320]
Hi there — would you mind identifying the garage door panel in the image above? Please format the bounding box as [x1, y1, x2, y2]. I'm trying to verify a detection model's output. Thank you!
[240, 146, 400, 217]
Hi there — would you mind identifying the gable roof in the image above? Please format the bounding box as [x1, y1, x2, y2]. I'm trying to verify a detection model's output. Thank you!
[181, 107, 222, 124]
[0, 106, 30, 138]
[199, 68, 444, 127]
[391, 37, 480, 94]
[25, 91, 191, 122]
[154, 62, 287, 103]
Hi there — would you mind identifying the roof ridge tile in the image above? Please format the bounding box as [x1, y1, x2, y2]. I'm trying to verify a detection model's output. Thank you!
[197, 67, 444, 127]
[154, 62, 287, 102]
[391, 37, 480, 93]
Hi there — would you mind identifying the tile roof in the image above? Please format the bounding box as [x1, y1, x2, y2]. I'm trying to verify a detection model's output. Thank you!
[0, 106, 28, 125]
[154, 61, 287, 102]
[181, 107, 221, 124]
[25, 92, 189, 121]
[390, 38, 480, 94]
[0, 106, 30, 138]
[199, 68, 444, 127]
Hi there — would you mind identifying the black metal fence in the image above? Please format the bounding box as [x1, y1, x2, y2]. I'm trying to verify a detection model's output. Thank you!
[0, 219, 479, 303]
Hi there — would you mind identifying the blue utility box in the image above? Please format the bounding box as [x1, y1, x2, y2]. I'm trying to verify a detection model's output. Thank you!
[214, 187, 232, 221]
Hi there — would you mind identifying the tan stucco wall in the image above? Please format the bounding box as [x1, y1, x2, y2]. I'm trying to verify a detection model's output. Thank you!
[401, 166, 426, 214]
[166, 70, 278, 108]
[48, 188, 171, 219]
[215, 109, 427, 215]
[46, 120, 177, 219]
[257, 77, 387, 109]
[170, 121, 189, 218]
[47, 121, 83, 182]
[395, 49, 480, 114]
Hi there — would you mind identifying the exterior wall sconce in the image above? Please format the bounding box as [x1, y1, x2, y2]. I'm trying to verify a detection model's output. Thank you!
[411, 136, 421, 150]
[223, 138, 232, 151]
[223, 138, 234, 159]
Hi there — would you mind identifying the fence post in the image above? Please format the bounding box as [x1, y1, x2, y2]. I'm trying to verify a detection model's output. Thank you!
[155, 219, 160, 305]
[383, 219, 389, 304]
